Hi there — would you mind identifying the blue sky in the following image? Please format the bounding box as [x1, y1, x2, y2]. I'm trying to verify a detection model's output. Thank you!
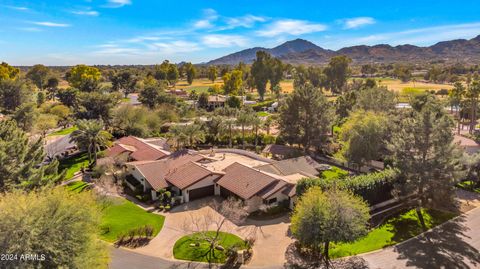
[1, 0, 480, 65]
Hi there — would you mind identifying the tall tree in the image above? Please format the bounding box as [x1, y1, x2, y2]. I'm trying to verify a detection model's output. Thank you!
[465, 80, 480, 134]
[66, 65, 101, 92]
[138, 82, 175, 109]
[0, 188, 108, 268]
[26, 64, 50, 90]
[45, 77, 60, 100]
[0, 79, 31, 112]
[236, 111, 253, 149]
[0, 120, 63, 191]
[13, 102, 38, 132]
[389, 94, 461, 230]
[354, 86, 397, 113]
[111, 70, 138, 98]
[251, 51, 271, 101]
[56, 87, 79, 108]
[167, 64, 179, 86]
[70, 119, 112, 165]
[0, 62, 20, 81]
[222, 70, 243, 95]
[269, 58, 284, 91]
[184, 62, 196, 85]
[449, 82, 466, 134]
[207, 66, 217, 83]
[339, 110, 389, 166]
[291, 187, 369, 268]
[76, 92, 121, 125]
[323, 56, 351, 94]
[279, 84, 333, 151]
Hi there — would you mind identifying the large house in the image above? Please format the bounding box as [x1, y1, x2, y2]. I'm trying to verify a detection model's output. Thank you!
[111, 137, 325, 212]
[106, 136, 170, 161]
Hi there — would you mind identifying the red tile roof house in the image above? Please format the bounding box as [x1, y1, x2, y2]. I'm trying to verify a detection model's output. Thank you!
[106, 136, 171, 162]
[119, 142, 324, 212]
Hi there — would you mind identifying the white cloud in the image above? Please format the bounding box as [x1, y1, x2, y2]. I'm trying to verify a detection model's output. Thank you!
[194, 19, 214, 29]
[105, 0, 131, 8]
[31, 21, 71, 27]
[193, 8, 218, 29]
[125, 36, 163, 43]
[202, 34, 249, 48]
[3, 5, 29, 11]
[343, 17, 376, 29]
[72, 10, 99, 16]
[151, 41, 201, 54]
[223, 15, 267, 29]
[256, 19, 327, 37]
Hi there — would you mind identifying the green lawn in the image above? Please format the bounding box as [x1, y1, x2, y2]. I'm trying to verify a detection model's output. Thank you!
[59, 152, 89, 180]
[256, 111, 270, 117]
[184, 86, 211, 93]
[329, 208, 457, 258]
[173, 231, 246, 263]
[65, 181, 90, 193]
[100, 197, 165, 242]
[48, 126, 78, 136]
[457, 180, 480, 193]
[321, 166, 349, 180]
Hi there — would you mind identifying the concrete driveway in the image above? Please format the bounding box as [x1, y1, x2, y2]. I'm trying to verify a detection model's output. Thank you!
[129, 197, 293, 267]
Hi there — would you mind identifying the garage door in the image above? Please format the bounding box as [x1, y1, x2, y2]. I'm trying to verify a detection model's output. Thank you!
[188, 185, 214, 201]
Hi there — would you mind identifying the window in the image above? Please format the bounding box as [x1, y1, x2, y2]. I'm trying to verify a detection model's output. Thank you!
[266, 197, 277, 205]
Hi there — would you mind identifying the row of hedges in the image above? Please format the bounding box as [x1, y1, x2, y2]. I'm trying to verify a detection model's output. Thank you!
[296, 168, 399, 205]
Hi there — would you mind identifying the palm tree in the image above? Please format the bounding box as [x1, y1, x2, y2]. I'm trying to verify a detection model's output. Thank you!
[168, 125, 189, 149]
[207, 116, 226, 145]
[236, 112, 253, 149]
[184, 124, 205, 148]
[70, 119, 112, 165]
[466, 80, 480, 134]
[449, 82, 466, 134]
[251, 114, 262, 148]
[221, 118, 234, 148]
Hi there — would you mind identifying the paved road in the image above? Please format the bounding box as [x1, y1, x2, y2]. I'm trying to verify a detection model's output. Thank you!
[110, 207, 480, 269]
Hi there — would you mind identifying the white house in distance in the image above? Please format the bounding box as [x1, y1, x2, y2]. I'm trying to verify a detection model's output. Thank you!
[108, 137, 325, 212]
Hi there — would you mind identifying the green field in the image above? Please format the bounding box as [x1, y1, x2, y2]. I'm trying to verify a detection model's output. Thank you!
[173, 231, 246, 263]
[330, 208, 457, 258]
[100, 197, 165, 242]
[59, 152, 89, 180]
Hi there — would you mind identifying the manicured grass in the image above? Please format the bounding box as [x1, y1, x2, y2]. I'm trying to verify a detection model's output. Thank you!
[59, 152, 89, 180]
[256, 111, 270, 117]
[48, 126, 78, 136]
[65, 181, 89, 193]
[321, 166, 349, 180]
[457, 180, 480, 193]
[100, 197, 165, 242]
[173, 231, 246, 263]
[329, 208, 457, 258]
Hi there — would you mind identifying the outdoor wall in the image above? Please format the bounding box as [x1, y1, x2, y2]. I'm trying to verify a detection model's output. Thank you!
[182, 174, 221, 203]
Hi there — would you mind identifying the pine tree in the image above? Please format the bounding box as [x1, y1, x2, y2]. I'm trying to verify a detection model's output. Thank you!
[389, 94, 462, 230]
[0, 120, 63, 191]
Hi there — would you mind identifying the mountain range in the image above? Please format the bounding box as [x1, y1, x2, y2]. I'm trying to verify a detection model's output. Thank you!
[206, 35, 480, 65]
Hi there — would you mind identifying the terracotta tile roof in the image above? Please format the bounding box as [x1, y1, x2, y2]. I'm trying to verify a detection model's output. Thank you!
[282, 184, 297, 198]
[107, 136, 170, 161]
[257, 180, 288, 199]
[216, 162, 280, 200]
[262, 144, 301, 156]
[127, 151, 207, 191]
[255, 156, 322, 178]
[166, 162, 222, 189]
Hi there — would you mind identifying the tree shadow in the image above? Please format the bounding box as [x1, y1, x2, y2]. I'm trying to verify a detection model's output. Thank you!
[394, 215, 480, 269]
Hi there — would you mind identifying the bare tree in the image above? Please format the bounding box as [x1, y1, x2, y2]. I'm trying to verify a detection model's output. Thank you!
[182, 197, 249, 263]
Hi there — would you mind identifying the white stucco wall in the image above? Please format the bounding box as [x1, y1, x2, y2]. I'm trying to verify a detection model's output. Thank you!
[126, 164, 152, 192]
[182, 174, 221, 203]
